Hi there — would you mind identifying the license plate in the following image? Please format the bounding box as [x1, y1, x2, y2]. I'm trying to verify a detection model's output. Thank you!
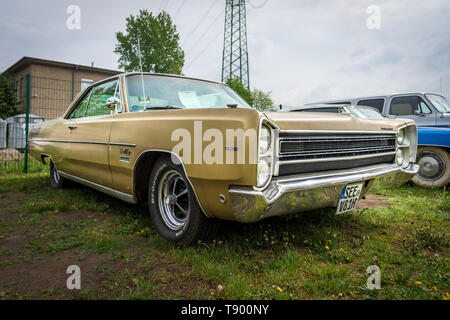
[336, 183, 364, 215]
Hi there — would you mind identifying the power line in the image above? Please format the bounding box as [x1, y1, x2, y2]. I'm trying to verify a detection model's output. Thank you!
[185, 29, 223, 71]
[159, 0, 167, 12]
[181, 0, 219, 46]
[174, 0, 188, 20]
[163, 0, 171, 12]
[187, 9, 223, 53]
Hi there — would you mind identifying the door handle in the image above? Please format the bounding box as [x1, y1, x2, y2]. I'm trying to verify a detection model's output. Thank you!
[68, 126, 77, 131]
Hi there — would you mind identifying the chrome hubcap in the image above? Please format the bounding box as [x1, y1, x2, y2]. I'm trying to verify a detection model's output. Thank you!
[158, 170, 190, 231]
[417, 152, 445, 181]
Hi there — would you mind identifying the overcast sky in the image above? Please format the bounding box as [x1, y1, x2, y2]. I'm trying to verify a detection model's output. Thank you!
[0, 0, 449, 106]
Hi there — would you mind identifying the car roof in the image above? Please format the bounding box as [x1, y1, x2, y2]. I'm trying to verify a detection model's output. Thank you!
[306, 92, 444, 105]
[293, 104, 348, 110]
[95, 72, 226, 87]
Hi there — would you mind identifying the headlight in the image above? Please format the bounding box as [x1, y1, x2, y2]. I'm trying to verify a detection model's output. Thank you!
[396, 149, 404, 166]
[257, 158, 271, 187]
[397, 130, 405, 145]
[259, 125, 272, 154]
[257, 122, 274, 188]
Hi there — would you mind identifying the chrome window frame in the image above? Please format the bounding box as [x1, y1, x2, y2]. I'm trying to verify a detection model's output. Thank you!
[63, 76, 123, 120]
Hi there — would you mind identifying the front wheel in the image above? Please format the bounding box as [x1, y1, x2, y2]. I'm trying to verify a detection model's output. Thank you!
[412, 147, 450, 188]
[148, 157, 219, 246]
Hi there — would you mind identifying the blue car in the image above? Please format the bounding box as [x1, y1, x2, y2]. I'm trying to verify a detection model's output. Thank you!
[306, 93, 450, 128]
[413, 127, 450, 188]
[290, 105, 450, 188]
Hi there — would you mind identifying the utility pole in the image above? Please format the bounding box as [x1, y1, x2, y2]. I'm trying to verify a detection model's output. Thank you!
[221, 0, 250, 89]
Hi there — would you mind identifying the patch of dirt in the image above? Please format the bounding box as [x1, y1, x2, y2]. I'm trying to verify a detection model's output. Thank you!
[43, 210, 102, 224]
[358, 194, 392, 209]
[0, 248, 108, 299]
[0, 191, 28, 222]
[0, 189, 210, 299]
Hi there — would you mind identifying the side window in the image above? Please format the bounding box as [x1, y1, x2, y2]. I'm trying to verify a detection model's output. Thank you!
[85, 79, 120, 117]
[357, 99, 385, 113]
[389, 96, 432, 116]
[68, 89, 92, 119]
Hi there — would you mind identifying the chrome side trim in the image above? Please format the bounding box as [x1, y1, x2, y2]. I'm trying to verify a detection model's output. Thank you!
[58, 171, 137, 204]
[133, 149, 209, 217]
[31, 139, 136, 147]
[109, 142, 137, 147]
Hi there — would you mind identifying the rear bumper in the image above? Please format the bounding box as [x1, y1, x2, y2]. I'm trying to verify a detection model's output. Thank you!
[229, 163, 420, 223]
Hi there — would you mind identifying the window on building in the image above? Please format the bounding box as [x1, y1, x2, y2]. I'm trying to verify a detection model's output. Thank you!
[20, 77, 23, 98]
[81, 79, 93, 91]
[357, 99, 385, 113]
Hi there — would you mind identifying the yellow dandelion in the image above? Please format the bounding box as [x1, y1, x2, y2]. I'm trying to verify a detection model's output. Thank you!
[339, 248, 344, 252]
[415, 281, 422, 285]
[443, 292, 450, 300]
[325, 245, 330, 250]
[432, 286, 438, 292]
[276, 287, 283, 293]
[327, 240, 332, 243]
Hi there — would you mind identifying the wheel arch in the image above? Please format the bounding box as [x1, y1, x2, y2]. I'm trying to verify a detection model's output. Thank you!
[133, 150, 208, 217]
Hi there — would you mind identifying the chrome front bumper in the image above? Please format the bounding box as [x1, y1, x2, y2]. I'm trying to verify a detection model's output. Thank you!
[229, 163, 420, 223]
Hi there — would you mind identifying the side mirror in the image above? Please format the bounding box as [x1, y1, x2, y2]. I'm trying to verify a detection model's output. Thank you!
[106, 97, 121, 111]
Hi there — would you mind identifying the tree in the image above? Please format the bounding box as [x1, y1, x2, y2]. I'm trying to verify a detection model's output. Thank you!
[251, 89, 274, 112]
[226, 77, 253, 106]
[0, 74, 17, 120]
[114, 10, 185, 75]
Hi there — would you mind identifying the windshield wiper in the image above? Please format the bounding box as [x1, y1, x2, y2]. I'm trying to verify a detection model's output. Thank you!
[145, 105, 184, 110]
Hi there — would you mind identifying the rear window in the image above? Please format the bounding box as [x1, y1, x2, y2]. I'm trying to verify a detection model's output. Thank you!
[357, 99, 385, 113]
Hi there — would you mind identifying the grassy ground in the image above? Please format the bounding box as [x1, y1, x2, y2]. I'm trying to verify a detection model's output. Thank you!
[0, 169, 448, 300]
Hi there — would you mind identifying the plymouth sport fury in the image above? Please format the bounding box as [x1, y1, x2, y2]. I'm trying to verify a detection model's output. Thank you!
[29, 73, 420, 245]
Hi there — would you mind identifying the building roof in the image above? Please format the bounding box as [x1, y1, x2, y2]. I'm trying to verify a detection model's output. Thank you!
[3, 56, 121, 75]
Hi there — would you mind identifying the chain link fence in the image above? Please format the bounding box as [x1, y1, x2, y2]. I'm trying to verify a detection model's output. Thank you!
[0, 74, 81, 173]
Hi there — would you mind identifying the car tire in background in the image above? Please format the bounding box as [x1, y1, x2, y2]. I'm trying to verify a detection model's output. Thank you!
[148, 156, 219, 246]
[412, 147, 450, 188]
[49, 160, 70, 189]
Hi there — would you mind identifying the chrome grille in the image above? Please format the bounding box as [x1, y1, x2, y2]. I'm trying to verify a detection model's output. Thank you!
[277, 133, 397, 176]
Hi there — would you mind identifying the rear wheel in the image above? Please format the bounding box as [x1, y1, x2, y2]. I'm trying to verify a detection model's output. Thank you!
[148, 157, 219, 246]
[49, 160, 69, 189]
[412, 147, 450, 188]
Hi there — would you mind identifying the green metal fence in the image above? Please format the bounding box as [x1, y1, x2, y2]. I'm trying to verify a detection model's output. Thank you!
[0, 74, 81, 173]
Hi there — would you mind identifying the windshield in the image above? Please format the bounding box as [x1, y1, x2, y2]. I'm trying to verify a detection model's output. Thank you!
[347, 106, 385, 119]
[425, 94, 450, 113]
[126, 75, 251, 111]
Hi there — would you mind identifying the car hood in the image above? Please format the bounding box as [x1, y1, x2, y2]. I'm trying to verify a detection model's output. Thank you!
[263, 111, 414, 132]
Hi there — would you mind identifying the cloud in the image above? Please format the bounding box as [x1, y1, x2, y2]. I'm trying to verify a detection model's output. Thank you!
[0, 0, 449, 103]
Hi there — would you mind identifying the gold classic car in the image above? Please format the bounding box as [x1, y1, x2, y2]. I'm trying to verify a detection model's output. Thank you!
[29, 73, 419, 245]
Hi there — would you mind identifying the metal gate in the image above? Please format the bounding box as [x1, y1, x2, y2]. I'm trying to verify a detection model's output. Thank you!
[0, 74, 80, 173]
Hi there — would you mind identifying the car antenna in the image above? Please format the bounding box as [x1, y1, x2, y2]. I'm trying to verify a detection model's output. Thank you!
[137, 36, 147, 110]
